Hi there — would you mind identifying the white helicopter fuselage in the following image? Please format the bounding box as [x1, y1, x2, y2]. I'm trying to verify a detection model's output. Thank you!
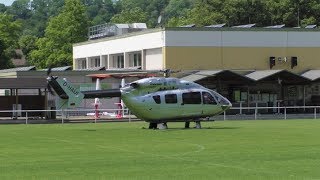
[47, 75, 231, 124]
[120, 77, 231, 122]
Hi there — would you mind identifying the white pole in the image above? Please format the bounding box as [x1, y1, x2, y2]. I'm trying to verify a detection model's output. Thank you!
[284, 107, 286, 120]
[25, 111, 28, 124]
[223, 111, 226, 121]
[314, 107, 317, 119]
[254, 107, 257, 120]
[61, 109, 64, 124]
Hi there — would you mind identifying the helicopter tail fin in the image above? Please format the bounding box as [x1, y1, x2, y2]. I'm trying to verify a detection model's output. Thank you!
[47, 76, 84, 109]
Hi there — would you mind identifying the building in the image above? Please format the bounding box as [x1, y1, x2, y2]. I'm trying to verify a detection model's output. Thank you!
[73, 27, 320, 73]
[72, 26, 320, 110]
[0, 66, 140, 117]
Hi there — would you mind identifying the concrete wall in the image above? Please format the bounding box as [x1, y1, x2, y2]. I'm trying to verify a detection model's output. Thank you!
[164, 30, 320, 73]
[145, 48, 163, 70]
[73, 28, 320, 73]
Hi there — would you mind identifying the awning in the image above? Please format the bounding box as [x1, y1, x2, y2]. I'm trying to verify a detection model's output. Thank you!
[245, 70, 283, 81]
[0, 78, 47, 89]
[180, 70, 224, 82]
[245, 70, 310, 84]
[0, 66, 36, 73]
[181, 70, 254, 83]
[301, 70, 320, 81]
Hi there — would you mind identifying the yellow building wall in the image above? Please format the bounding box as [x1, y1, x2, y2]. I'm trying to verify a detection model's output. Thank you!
[164, 47, 223, 70]
[165, 47, 320, 73]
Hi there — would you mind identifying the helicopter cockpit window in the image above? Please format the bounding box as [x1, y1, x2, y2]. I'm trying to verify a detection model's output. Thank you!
[202, 91, 217, 105]
[152, 95, 161, 104]
[210, 90, 231, 106]
[165, 94, 177, 104]
[182, 92, 201, 104]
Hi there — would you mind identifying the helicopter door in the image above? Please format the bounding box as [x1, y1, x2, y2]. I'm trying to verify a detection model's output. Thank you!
[181, 91, 202, 116]
[202, 91, 222, 115]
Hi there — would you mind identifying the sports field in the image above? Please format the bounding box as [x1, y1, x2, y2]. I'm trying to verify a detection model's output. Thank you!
[0, 120, 320, 180]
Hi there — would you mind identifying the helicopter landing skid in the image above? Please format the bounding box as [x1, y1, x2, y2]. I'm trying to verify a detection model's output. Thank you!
[194, 121, 202, 129]
[158, 123, 168, 130]
[149, 122, 157, 129]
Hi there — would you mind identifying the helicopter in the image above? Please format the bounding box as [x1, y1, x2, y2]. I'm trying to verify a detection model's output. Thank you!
[46, 70, 232, 129]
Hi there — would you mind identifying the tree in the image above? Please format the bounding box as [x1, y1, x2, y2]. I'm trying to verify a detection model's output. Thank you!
[177, 0, 226, 27]
[113, 0, 170, 27]
[25, 0, 64, 37]
[0, 39, 13, 69]
[18, 34, 37, 63]
[0, 13, 21, 69]
[111, 7, 147, 24]
[164, 0, 194, 20]
[0, 4, 7, 13]
[29, 0, 89, 68]
[7, 0, 32, 20]
[85, 0, 116, 25]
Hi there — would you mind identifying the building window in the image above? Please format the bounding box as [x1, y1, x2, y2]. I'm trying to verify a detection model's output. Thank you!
[165, 94, 177, 104]
[80, 59, 86, 69]
[133, 53, 141, 67]
[94, 58, 100, 67]
[116, 55, 124, 68]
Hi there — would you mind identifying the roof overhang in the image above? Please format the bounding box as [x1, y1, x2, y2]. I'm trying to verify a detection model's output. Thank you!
[245, 70, 311, 84]
[181, 70, 255, 83]
[0, 78, 47, 89]
[301, 70, 320, 81]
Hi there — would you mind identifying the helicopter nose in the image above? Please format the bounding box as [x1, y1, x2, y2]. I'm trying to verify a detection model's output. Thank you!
[221, 104, 231, 111]
[221, 102, 232, 111]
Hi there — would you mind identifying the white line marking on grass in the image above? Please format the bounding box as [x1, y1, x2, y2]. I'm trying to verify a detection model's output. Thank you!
[169, 143, 205, 156]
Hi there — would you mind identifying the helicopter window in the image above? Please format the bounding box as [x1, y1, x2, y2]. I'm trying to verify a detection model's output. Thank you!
[165, 94, 177, 104]
[182, 92, 201, 104]
[210, 90, 231, 105]
[153, 95, 161, 104]
[202, 92, 217, 105]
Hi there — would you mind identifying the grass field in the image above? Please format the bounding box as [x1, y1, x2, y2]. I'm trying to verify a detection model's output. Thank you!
[0, 120, 320, 180]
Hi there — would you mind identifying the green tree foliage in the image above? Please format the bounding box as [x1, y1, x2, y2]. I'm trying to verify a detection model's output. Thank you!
[4, 0, 320, 69]
[0, 13, 21, 47]
[7, 0, 32, 20]
[30, 0, 89, 68]
[0, 13, 21, 69]
[26, 0, 64, 37]
[0, 4, 7, 13]
[111, 7, 147, 24]
[169, 0, 225, 27]
[0, 13, 21, 68]
[164, 0, 194, 19]
[84, 0, 116, 25]
[0, 39, 13, 69]
[169, 0, 320, 27]
[18, 34, 37, 64]
[113, 0, 169, 27]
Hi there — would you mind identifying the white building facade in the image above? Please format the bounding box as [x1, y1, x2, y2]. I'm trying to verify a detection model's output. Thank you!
[73, 29, 164, 71]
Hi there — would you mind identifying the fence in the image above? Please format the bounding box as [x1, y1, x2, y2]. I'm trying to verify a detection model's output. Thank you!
[0, 106, 319, 124]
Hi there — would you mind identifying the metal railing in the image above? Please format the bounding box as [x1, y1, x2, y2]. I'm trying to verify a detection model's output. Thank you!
[0, 108, 134, 124]
[0, 106, 319, 124]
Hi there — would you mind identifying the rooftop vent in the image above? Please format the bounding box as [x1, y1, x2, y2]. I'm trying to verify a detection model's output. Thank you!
[205, 23, 226, 28]
[232, 24, 256, 28]
[180, 24, 196, 27]
[305, 25, 317, 29]
[264, 24, 285, 28]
